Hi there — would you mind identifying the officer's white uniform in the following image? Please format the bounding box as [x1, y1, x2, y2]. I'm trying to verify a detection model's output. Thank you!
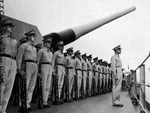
[37, 47, 53, 105]
[17, 41, 37, 108]
[111, 53, 122, 105]
[52, 50, 65, 99]
[0, 34, 17, 113]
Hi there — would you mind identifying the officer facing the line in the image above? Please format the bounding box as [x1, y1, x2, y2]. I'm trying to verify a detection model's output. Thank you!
[111, 45, 123, 107]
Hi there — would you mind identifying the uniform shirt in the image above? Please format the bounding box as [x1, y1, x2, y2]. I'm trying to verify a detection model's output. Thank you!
[52, 50, 65, 68]
[37, 47, 53, 65]
[101, 65, 105, 74]
[103, 66, 107, 75]
[0, 34, 17, 57]
[72, 58, 76, 75]
[105, 66, 109, 75]
[100, 65, 103, 74]
[17, 42, 37, 69]
[97, 65, 102, 74]
[64, 55, 74, 68]
[74, 57, 82, 70]
[109, 67, 113, 75]
[64, 55, 75, 75]
[81, 59, 87, 71]
[92, 62, 98, 73]
[108, 67, 111, 74]
[87, 61, 92, 71]
[108, 67, 112, 79]
[111, 54, 122, 75]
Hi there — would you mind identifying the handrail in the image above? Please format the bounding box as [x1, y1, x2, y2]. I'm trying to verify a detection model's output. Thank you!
[135, 52, 150, 71]
[132, 91, 148, 113]
[128, 53, 150, 113]
[137, 82, 150, 87]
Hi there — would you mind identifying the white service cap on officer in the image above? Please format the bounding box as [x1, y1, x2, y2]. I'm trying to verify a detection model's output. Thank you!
[112, 45, 122, 51]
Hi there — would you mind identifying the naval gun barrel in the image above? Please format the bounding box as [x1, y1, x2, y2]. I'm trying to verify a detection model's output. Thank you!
[44, 6, 136, 46]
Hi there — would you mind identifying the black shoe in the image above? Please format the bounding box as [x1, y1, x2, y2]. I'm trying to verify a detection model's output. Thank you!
[68, 99, 73, 102]
[58, 99, 63, 105]
[43, 105, 50, 108]
[27, 107, 36, 111]
[113, 104, 124, 107]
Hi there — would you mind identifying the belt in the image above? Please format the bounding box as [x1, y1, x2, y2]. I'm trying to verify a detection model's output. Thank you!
[93, 71, 98, 72]
[82, 70, 87, 71]
[116, 66, 121, 68]
[41, 62, 52, 65]
[0, 54, 16, 60]
[56, 63, 64, 66]
[76, 69, 81, 71]
[25, 60, 37, 63]
[66, 67, 73, 69]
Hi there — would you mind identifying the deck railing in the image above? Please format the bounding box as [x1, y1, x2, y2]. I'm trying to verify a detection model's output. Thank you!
[126, 53, 150, 113]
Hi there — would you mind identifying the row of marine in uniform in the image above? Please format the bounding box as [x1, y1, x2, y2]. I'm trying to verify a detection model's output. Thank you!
[17, 30, 113, 109]
[0, 19, 113, 113]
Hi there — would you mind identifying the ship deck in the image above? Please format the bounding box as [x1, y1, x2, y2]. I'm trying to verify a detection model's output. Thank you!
[7, 91, 138, 113]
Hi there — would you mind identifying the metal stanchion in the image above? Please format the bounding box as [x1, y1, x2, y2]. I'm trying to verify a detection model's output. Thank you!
[131, 71, 138, 105]
[133, 72, 137, 97]
[140, 65, 146, 113]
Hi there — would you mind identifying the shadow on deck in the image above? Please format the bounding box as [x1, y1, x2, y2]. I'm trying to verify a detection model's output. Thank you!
[7, 91, 138, 113]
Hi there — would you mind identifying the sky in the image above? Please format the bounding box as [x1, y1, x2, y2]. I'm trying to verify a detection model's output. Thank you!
[4, 0, 150, 71]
